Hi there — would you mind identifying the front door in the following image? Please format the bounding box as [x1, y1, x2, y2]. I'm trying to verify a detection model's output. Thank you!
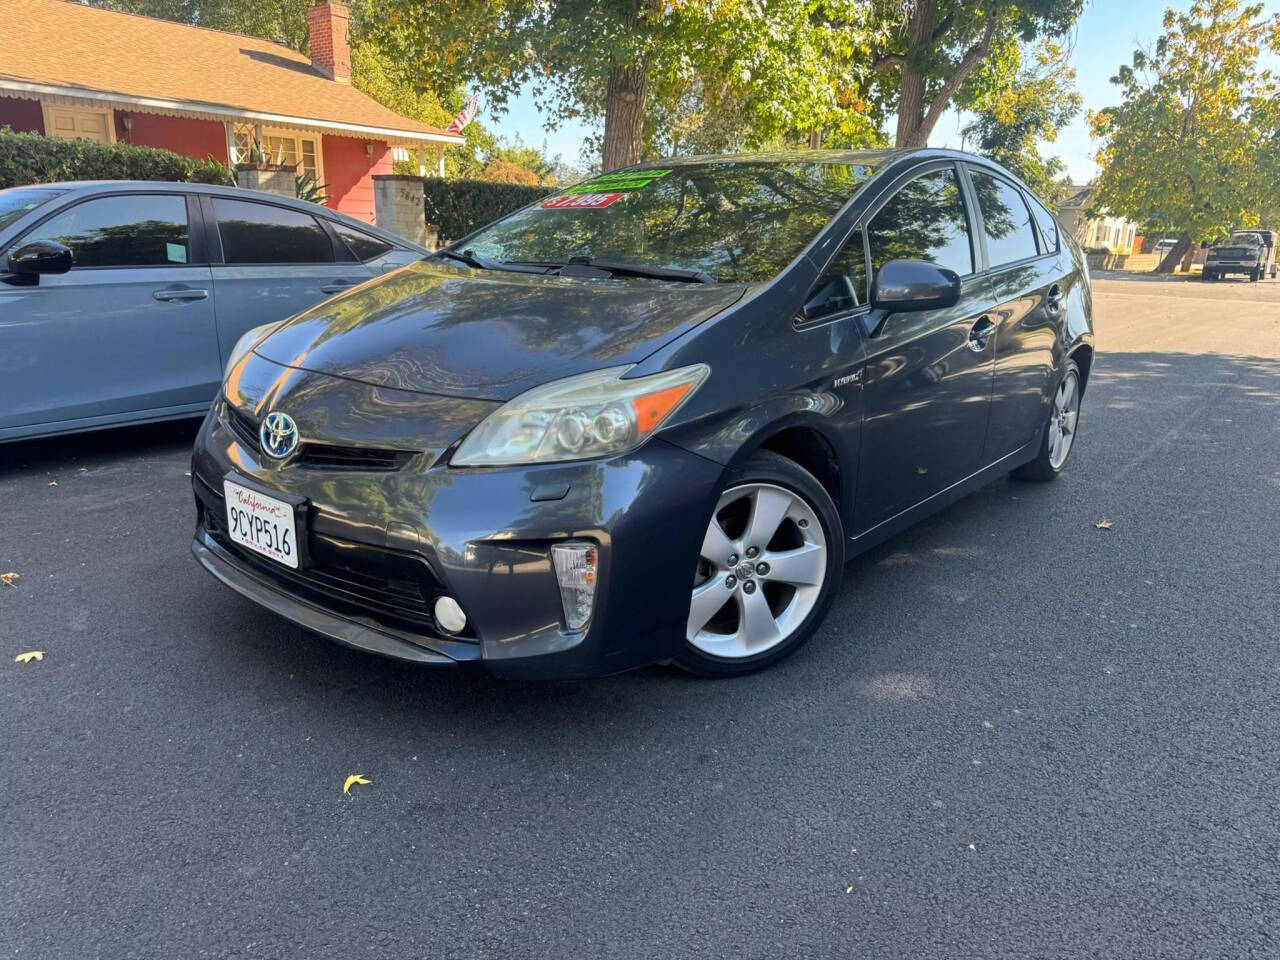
[0, 193, 220, 432]
[207, 197, 375, 367]
[853, 164, 996, 533]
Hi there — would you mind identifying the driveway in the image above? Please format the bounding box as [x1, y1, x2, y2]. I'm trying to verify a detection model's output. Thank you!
[3, 276, 1278, 959]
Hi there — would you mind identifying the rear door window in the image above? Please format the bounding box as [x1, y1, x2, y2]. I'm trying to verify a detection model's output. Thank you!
[23, 194, 189, 267]
[969, 171, 1040, 267]
[867, 168, 973, 277]
[213, 198, 335, 264]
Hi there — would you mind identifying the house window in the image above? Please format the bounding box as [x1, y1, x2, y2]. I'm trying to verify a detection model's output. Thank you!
[230, 123, 322, 181]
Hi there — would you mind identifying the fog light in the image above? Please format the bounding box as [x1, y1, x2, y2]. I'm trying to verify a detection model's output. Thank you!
[550, 541, 598, 632]
[434, 596, 467, 634]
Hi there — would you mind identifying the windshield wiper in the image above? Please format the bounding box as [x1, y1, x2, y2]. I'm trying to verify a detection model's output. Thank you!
[433, 248, 494, 270]
[504, 255, 715, 284]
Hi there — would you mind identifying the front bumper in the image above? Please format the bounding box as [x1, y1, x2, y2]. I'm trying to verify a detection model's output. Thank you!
[190, 406, 724, 679]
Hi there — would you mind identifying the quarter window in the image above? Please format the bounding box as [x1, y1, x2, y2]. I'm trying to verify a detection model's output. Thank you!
[334, 223, 393, 261]
[213, 198, 335, 264]
[867, 168, 973, 278]
[806, 229, 868, 320]
[23, 194, 189, 267]
[1024, 192, 1059, 253]
[970, 171, 1040, 267]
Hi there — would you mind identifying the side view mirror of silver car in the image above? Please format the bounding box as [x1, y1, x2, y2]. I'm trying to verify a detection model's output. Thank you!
[2, 239, 73, 286]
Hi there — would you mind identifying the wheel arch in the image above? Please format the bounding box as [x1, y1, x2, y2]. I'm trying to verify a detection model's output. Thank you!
[1068, 342, 1094, 395]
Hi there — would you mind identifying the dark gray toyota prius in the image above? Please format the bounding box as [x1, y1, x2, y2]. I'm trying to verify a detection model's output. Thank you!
[191, 148, 1094, 679]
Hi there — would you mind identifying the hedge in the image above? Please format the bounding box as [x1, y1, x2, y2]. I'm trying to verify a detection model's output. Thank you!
[0, 128, 233, 190]
[423, 178, 555, 243]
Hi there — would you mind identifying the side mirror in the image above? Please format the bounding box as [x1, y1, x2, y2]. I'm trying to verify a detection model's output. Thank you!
[2, 240, 73, 286]
[871, 259, 961, 313]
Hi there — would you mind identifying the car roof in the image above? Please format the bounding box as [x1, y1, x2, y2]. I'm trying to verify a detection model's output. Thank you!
[8, 180, 423, 251]
[616, 147, 1053, 202]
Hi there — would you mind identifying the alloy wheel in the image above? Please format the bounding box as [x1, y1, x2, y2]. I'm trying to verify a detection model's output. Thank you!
[687, 482, 827, 659]
[1047, 370, 1080, 470]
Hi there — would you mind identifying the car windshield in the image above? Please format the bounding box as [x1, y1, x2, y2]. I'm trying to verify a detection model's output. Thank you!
[460, 160, 877, 283]
[1219, 233, 1261, 248]
[0, 186, 67, 232]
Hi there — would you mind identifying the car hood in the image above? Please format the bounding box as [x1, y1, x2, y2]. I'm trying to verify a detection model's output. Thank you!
[253, 260, 746, 401]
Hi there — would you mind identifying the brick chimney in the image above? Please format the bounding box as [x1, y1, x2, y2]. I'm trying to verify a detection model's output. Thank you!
[307, 1, 351, 83]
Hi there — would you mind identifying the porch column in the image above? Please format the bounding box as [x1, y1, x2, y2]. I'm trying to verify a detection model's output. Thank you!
[437, 143, 445, 178]
[416, 145, 426, 178]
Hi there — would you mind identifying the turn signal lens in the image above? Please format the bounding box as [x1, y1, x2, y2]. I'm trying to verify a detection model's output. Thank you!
[452, 363, 709, 466]
[551, 541, 598, 631]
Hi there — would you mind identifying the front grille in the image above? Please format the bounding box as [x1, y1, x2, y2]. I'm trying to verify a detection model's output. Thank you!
[1212, 247, 1249, 259]
[196, 476, 470, 639]
[295, 445, 415, 472]
[224, 401, 259, 450]
[220, 401, 415, 472]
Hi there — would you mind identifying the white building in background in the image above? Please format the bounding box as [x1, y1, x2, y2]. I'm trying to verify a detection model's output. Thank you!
[1056, 184, 1140, 253]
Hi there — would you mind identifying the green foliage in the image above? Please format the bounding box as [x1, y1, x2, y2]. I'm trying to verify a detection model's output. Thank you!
[0, 128, 234, 190]
[1088, 0, 1280, 245]
[865, 0, 1085, 147]
[963, 41, 1082, 205]
[295, 171, 329, 205]
[423, 178, 554, 242]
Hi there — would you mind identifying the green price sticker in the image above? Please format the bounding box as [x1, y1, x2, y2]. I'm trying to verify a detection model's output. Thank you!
[563, 169, 673, 195]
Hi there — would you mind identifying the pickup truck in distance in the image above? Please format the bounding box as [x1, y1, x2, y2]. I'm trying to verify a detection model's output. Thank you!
[1203, 230, 1277, 282]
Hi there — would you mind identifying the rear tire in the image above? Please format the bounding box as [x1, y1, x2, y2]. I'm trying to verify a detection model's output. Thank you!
[1012, 360, 1082, 482]
[676, 450, 843, 677]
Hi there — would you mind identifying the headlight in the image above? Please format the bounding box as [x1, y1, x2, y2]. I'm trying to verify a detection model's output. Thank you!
[452, 363, 709, 466]
[224, 321, 283, 378]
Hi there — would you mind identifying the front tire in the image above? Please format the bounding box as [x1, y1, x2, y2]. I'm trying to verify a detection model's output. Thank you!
[677, 450, 843, 677]
[1012, 360, 1082, 482]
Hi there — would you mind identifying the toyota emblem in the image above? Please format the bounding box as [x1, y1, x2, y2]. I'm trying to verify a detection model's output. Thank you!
[260, 411, 299, 459]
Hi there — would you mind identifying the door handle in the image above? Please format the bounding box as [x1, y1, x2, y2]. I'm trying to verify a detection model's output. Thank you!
[320, 280, 358, 294]
[968, 315, 996, 351]
[153, 287, 208, 303]
[1046, 284, 1064, 315]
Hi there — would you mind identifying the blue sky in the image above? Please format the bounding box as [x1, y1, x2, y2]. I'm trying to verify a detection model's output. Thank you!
[489, 1, 1278, 183]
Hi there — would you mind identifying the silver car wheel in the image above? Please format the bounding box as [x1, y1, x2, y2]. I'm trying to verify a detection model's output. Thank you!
[1047, 369, 1081, 470]
[687, 482, 827, 659]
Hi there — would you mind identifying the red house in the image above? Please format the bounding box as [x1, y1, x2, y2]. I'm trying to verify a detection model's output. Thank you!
[0, 0, 463, 224]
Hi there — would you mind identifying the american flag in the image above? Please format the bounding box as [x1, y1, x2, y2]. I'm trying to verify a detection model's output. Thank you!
[446, 96, 479, 134]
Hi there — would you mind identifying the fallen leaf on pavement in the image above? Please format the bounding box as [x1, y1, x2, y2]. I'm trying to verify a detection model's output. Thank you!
[1095, 519, 1115, 530]
[78, 467, 88, 474]
[844, 884, 854, 894]
[343, 774, 371, 795]
[1, 572, 18, 587]
[14, 651, 43, 663]
[47, 481, 57, 487]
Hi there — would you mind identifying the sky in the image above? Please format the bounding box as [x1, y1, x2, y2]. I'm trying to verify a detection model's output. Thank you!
[487, 0, 1279, 184]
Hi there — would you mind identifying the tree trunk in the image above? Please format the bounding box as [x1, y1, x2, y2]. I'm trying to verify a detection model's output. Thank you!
[1156, 234, 1191, 274]
[601, 61, 649, 171]
[894, 0, 936, 148]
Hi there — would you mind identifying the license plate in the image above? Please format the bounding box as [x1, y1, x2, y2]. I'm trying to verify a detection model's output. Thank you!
[223, 479, 299, 569]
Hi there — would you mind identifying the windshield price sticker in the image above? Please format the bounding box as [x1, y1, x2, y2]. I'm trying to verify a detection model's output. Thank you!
[563, 169, 672, 195]
[540, 192, 626, 210]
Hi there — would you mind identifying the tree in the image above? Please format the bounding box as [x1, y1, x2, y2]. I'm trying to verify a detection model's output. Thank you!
[1088, 0, 1280, 271]
[962, 41, 1082, 205]
[865, 0, 1083, 148]
[376, 0, 896, 170]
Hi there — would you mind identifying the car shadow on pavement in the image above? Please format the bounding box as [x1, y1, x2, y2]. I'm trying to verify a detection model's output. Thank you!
[0, 416, 202, 478]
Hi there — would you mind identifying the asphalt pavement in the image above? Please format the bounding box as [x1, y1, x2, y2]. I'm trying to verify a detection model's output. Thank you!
[3, 275, 1279, 959]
